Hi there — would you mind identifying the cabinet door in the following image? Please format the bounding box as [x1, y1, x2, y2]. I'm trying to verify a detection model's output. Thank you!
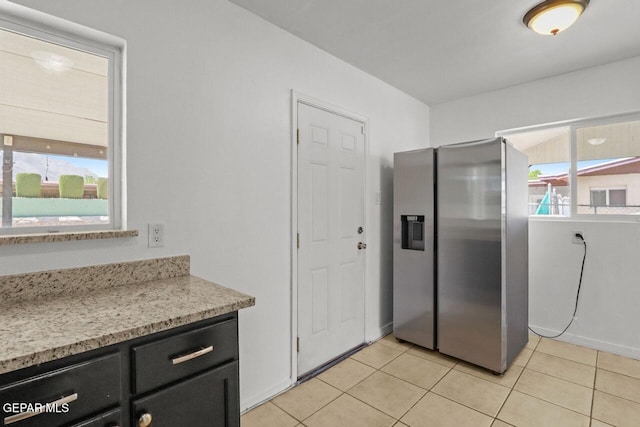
[132, 361, 238, 427]
[69, 408, 121, 427]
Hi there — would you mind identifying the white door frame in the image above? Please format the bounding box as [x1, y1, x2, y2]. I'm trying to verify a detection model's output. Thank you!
[290, 90, 370, 382]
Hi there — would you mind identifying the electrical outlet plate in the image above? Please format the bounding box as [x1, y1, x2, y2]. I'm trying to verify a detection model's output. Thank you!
[375, 192, 382, 205]
[572, 230, 584, 245]
[148, 223, 164, 248]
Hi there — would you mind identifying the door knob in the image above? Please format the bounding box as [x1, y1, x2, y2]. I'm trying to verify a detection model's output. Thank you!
[358, 242, 367, 250]
[138, 412, 153, 427]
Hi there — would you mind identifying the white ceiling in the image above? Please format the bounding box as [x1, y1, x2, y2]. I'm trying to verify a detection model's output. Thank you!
[228, 0, 640, 105]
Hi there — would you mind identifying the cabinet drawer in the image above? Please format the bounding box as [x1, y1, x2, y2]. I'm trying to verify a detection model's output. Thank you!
[132, 317, 238, 394]
[133, 361, 239, 427]
[70, 408, 121, 427]
[0, 353, 121, 427]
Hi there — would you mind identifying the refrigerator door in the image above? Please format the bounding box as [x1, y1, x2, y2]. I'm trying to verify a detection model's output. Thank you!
[393, 148, 436, 349]
[437, 138, 505, 372]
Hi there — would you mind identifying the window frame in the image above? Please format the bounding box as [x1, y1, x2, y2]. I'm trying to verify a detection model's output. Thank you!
[498, 110, 640, 222]
[0, 3, 125, 235]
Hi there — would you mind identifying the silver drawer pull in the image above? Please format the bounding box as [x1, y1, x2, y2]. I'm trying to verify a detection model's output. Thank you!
[4, 392, 78, 425]
[171, 345, 214, 365]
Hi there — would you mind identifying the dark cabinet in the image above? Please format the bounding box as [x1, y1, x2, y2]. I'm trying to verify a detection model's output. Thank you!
[0, 313, 239, 427]
[0, 354, 121, 427]
[69, 408, 121, 427]
[133, 361, 239, 427]
[132, 318, 238, 395]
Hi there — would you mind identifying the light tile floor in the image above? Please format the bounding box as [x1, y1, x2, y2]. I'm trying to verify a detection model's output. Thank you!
[241, 334, 640, 427]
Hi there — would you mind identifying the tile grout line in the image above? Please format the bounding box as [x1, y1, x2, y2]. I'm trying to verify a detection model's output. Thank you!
[491, 339, 536, 424]
[344, 387, 420, 423]
[392, 338, 537, 423]
[351, 342, 409, 370]
[393, 361, 459, 422]
[594, 365, 640, 381]
[535, 337, 602, 368]
[496, 344, 595, 422]
[269, 380, 344, 424]
[517, 365, 594, 391]
[525, 347, 597, 389]
[315, 361, 377, 394]
[424, 387, 503, 423]
[596, 388, 640, 405]
[429, 387, 505, 419]
[523, 364, 595, 388]
[406, 353, 459, 370]
[511, 387, 594, 418]
[268, 399, 305, 424]
[344, 341, 446, 423]
[590, 351, 599, 426]
[535, 349, 598, 368]
[300, 389, 345, 424]
[263, 341, 393, 422]
[299, 388, 344, 424]
[445, 342, 634, 423]
[376, 341, 508, 422]
[303, 339, 414, 424]
[263, 336, 639, 426]
[377, 352, 456, 389]
[344, 342, 428, 422]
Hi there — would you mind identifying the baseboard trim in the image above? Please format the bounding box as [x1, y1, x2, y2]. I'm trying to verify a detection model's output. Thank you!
[528, 324, 640, 360]
[367, 321, 393, 343]
[240, 378, 294, 413]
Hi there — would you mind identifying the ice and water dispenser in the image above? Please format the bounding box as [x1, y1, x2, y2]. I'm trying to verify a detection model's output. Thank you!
[401, 215, 425, 251]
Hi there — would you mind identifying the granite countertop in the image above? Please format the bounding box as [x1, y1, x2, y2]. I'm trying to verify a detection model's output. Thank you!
[0, 257, 255, 375]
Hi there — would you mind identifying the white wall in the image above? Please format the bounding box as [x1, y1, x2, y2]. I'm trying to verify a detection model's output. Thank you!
[431, 56, 640, 358]
[4, 0, 429, 410]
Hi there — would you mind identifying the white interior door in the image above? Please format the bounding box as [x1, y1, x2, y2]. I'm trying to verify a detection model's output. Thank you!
[297, 102, 366, 376]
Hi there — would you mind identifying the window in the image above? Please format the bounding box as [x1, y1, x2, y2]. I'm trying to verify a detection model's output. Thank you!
[575, 119, 640, 216]
[610, 189, 627, 206]
[506, 127, 571, 217]
[0, 8, 123, 234]
[499, 113, 640, 220]
[590, 189, 607, 207]
[589, 187, 627, 211]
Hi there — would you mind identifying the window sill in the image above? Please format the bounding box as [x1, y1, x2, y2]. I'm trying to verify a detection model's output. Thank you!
[0, 229, 138, 246]
[529, 216, 640, 224]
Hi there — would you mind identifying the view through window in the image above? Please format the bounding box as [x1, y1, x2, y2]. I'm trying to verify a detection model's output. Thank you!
[576, 120, 640, 215]
[507, 127, 571, 217]
[501, 115, 640, 218]
[0, 25, 114, 232]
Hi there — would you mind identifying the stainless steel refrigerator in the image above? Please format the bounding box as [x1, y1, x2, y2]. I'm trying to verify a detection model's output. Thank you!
[393, 138, 528, 373]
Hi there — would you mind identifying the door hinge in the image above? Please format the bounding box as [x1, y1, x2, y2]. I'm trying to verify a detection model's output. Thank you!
[297, 128, 300, 145]
[361, 125, 366, 135]
[296, 337, 300, 352]
[297, 233, 300, 249]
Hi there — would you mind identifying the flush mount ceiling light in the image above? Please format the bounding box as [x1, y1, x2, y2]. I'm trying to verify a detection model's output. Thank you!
[523, 0, 590, 36]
